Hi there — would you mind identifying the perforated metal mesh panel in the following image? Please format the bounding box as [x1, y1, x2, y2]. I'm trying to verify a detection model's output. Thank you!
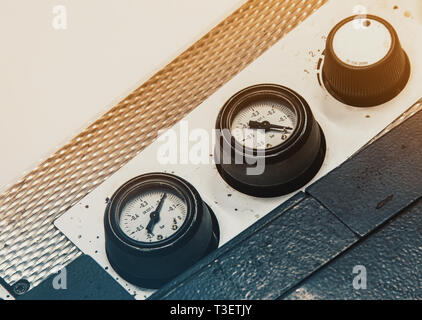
[0, 0, 328, 288]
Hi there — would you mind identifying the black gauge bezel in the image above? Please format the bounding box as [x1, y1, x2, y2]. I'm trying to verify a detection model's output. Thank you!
[215, 84, 326, 197]
[104, 173, 220, 288]
[105, 173, 201, 255]
[216, 84, 311, 162]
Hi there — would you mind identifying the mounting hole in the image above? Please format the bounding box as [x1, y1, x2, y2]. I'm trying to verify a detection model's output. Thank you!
[12, 279, 30, 295]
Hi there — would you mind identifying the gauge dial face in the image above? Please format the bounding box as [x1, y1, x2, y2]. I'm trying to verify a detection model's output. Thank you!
[230, 98, 297, 149]
[119, 189, 188, 243]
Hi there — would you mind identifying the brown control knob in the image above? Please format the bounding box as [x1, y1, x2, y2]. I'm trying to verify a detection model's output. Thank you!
[322, 15, 410, 107]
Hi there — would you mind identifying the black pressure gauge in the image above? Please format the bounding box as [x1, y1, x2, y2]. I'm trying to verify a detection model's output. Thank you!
[104, 173, 219, 288]
[215, 84, 326, 197]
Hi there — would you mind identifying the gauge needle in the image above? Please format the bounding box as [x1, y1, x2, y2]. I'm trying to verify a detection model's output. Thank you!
[146, 193, 167, 235]
[248, 120, 293, 131]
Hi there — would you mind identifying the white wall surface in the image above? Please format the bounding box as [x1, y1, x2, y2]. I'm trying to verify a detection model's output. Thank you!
[0, 0, 246, 192]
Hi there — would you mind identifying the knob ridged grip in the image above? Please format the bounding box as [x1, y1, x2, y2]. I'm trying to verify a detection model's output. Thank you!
[322, 15, 410, 107]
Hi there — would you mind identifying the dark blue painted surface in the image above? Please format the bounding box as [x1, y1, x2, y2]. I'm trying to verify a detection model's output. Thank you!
[18, 255, 134, 300]
[217, 196, 357, 299]
[307, 108, 422, 236]
[150, 192, 307, 300]
[283, 198, 422, 300]
[151, 194, 357, 300]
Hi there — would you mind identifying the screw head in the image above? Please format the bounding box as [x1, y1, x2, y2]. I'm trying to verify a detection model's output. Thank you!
[12, 279, 30, 295]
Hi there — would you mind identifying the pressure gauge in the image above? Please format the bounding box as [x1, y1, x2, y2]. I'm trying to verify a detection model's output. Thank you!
[215, 84, 326, 197]
[104, 173, 219, 288]
[322, 15, 410, 107]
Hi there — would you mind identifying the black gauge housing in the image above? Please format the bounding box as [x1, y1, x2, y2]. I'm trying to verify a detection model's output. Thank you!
[215, 84, 326, 197]
[104, 173, 219, 288]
